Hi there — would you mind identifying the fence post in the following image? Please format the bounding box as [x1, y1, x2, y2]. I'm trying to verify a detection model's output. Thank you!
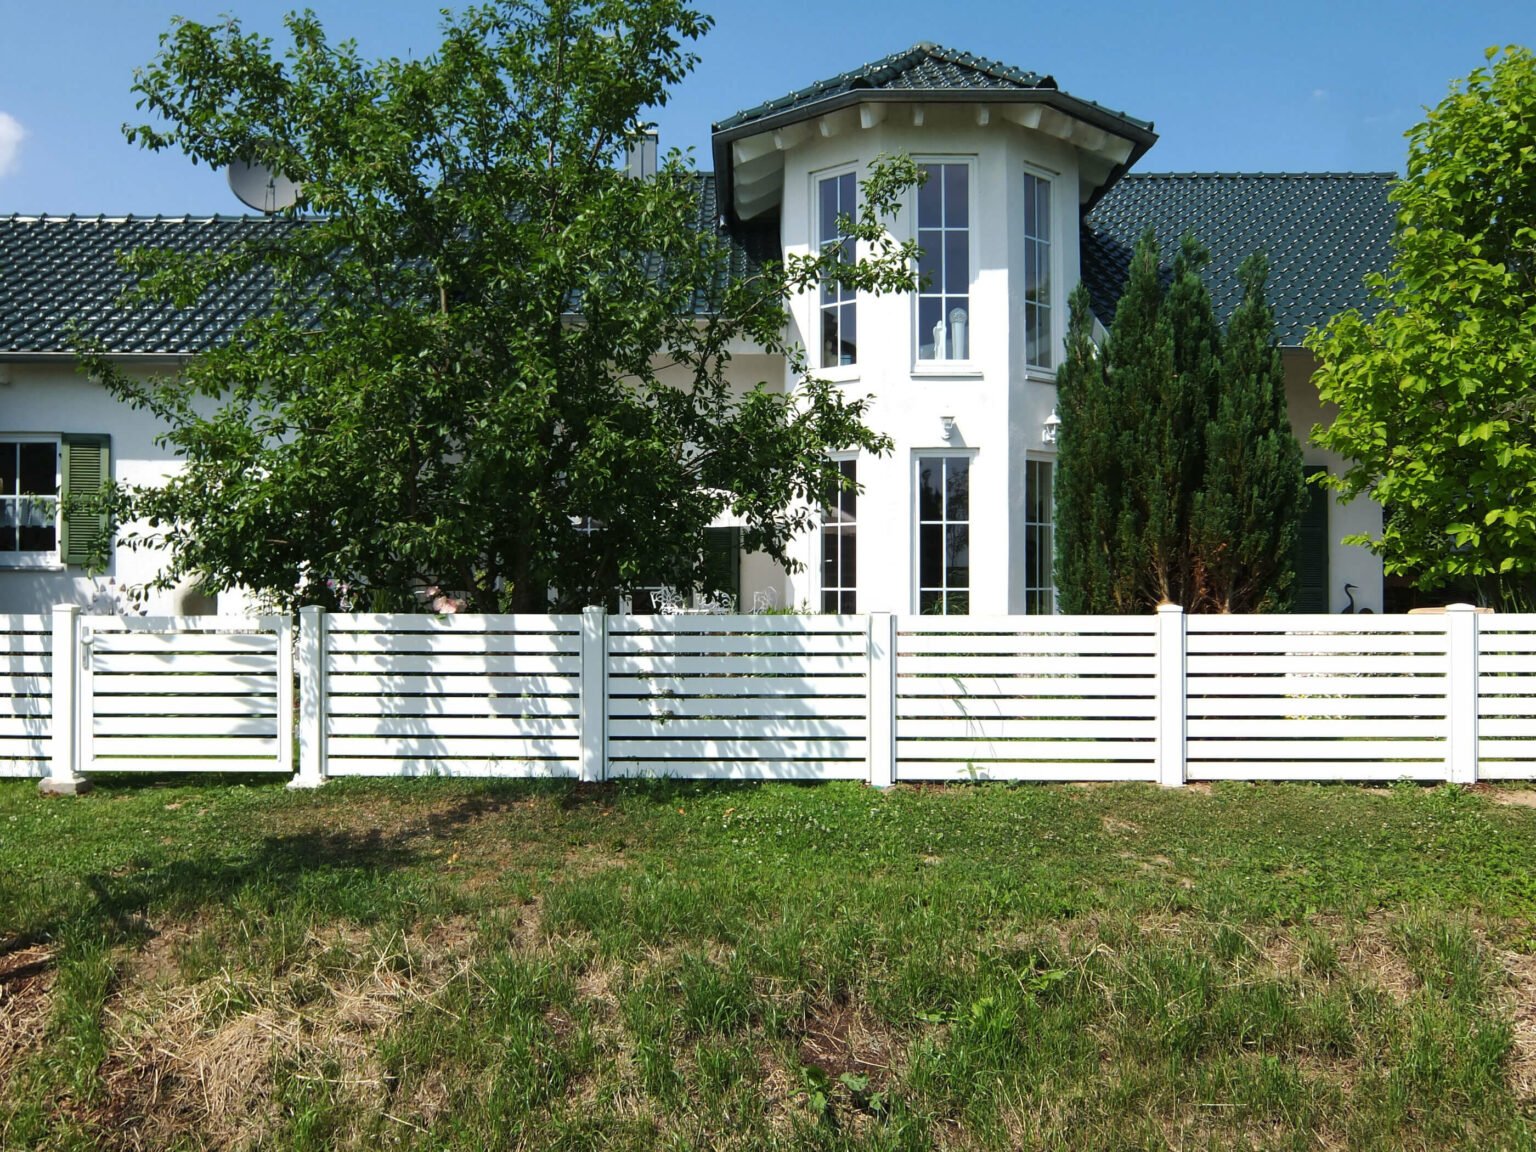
[1446, 603, 1480, 785]
[579, 606, 607, 784]
[1155, 603, 1187, 788]
[292, 604, 328, 788]
[868, 613, 896, 788]
[40, 603, 90, 796]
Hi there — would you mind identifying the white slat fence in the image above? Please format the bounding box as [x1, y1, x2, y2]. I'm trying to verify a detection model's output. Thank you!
[23, 602, 1536, 789]
[80, 614, 292, 775]
[0, 615, 50, 777]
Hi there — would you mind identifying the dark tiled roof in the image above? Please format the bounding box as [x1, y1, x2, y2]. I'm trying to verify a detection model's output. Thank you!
[714, 41, 1152, 134]
[0, 175, 771, 355]
[0, 214, 286, 355]
[1081, 172, 1397, 346]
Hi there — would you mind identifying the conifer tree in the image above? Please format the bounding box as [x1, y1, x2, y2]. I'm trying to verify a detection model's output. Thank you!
[1191, 253, 1306, 611]
[1054, 232, 1303, 613]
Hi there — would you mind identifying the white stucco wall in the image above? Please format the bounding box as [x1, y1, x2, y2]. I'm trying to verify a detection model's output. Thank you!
[1284, 347, 1384, 613]
[0, 358, 239, 616]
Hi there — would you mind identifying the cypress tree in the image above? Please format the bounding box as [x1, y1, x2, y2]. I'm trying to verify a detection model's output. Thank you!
[1053, 232, 1304, 613]
[1053, 284, 1119, 612]
[1190, 253, 1306, 611]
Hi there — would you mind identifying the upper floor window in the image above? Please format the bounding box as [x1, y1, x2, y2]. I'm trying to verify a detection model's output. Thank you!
[1023, 171, 1052, 370]
[916, 162, 971, 361]
[818, 171, 857, 367]
[0, 438, 59, 565]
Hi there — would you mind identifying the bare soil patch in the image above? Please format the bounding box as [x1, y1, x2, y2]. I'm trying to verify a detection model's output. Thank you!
[0, 943, 55, 1080]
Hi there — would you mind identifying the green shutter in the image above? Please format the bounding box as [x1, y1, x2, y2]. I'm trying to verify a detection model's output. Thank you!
[60, 434, 111, 567]
[703, 527, 741, 602]
[1294, 466, 1330, 612]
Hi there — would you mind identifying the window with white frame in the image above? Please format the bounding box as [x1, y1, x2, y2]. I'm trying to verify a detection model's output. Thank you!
[1024, 457, 1055, 613]
[818, 171, 857, 367]
[0, 438, 59, 563]
[916, 162, 971, 361]
[917, 455, 970, 614]
[1023, 171, 1052, 370]
[821, 457, 856, 613]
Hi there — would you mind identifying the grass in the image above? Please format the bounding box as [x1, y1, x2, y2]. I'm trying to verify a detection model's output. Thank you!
[3, 776, 1536, 1149]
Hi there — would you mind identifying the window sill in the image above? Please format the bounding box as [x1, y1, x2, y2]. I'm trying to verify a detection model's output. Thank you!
[0, 557, 65, 572]
[814, 365, 862, 384]
[911, 363, 985, 380]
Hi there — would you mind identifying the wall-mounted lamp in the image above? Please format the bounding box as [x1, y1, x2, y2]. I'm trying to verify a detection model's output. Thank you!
[940, 414, 957, 442]
[1041, 408, 1061, 445]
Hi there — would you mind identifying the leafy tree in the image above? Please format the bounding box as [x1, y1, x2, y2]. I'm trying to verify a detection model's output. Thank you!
[1308, 45, 1536, 609]
[1056, 231, 1303, 612]
[86, 1, 919, 611]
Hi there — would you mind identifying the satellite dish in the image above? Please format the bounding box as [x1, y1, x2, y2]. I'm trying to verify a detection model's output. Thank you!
[226, 159, 301, 214]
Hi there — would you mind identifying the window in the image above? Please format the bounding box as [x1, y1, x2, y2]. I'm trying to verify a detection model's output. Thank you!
[1023, 171, 1052, 369]
[818, 171, 857, 367]
[0, 439, 59, 563]
[1024, 458, 1055, 613]
[917, 455, 970, 614]
[916, 162, 970, 361]
[821, 458, 856, 613]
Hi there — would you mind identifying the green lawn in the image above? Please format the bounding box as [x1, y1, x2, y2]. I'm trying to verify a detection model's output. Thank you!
[3, 777, 1536, 1150]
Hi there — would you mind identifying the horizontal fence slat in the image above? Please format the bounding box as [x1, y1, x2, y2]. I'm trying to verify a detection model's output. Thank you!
[896, 761, 1159, 782]
[327, 613, 580, 633]
[896, 696, 1157, 719]
[606, 760, 868, 780]
[608, 717, 867, 740]
[608, 675, 867, 697]
[1189, 762, 1448, 781]
[608, 632, 867, 656]
[1188, 675, 1448, 698]
[92, 674, 278, 696]
[1188, 655, 1447, 676]
[327, 653, 579, 675]
[610, 694, 864, 719]
[1187, 718, 1447, 738]
[610, 614, 864, 634]
[327, 632, 579, 655]
[83, 758, 291, 775]
[1190, 695, 1448, 718]
[327, 695, 580, 718]
[327, 715, 580, 738]
[90, 633, 276, 654]
[896, 632, 1158, 655]
[1186, 632, 1450, 655]
[900, 655, 1156, 677]
[897, 718, 1156, 740]
[94, 716, 278, 737]
[92, 695, 272, 717]
[328, 737, 581, 758]
[1185, 739, 1445, 760]
[894, 739, 1154, 761]
[327, 672, 579, 697]
[606, 738, 863, 759]
[92, 736, 280, 758]
[607, 654, 867, 675]
[326, 757, 579, 777]
[897, 615, 1158, 636]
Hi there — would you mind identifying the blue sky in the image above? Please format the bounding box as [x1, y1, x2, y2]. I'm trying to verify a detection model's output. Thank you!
[0, 0, 1530, 215]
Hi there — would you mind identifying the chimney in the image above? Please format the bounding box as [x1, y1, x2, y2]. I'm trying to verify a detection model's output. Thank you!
[625, 131, 658, 180]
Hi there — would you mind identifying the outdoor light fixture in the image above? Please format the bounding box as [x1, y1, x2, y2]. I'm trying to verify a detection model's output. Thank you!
[940, 414, 957, 442]
[1041, 408, 1061, 445]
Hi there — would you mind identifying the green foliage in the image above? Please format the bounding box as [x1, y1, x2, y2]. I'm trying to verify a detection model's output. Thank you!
[1056, 231, 1304, 612]
[1308, 46, 1536, 609]
[85, 2, 919, 611]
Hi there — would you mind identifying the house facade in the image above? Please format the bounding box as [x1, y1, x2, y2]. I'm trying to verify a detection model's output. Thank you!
[0, 44, 1396, 616]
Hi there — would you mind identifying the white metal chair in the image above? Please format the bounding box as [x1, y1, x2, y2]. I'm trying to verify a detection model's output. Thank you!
[651, 585, 686, 615]
[700, 590, 735, 615]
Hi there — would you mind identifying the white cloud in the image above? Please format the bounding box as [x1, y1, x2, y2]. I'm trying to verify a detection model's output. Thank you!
[0, 112, 25, 179]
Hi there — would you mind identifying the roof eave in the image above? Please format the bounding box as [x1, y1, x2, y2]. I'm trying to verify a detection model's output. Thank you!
[712, 87, 1157, 228]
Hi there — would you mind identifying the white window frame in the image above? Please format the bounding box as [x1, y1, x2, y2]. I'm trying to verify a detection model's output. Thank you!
[1023, 454, 1057, 614]
[913, 449, 977, 615]
[814, 166, 859, 373]
[912, 156, 979, 372]
[0, 435, 62, 569]
[818, 454, 858, 614]
[1022, 165, 1056, 373]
